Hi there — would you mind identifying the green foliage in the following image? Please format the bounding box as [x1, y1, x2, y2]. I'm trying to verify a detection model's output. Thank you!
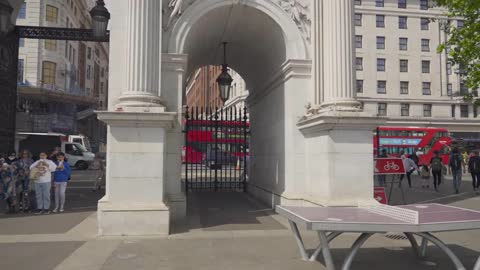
[436, 0, 480, 106]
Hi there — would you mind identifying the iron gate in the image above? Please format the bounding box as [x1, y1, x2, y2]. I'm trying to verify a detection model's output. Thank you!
[183, 106, 249, 192]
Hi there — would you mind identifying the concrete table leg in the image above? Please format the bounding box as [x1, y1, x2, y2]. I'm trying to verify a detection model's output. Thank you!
[341, 233, 374, 270]
[414, 232, 466, 270]
[288, 220, 309, 261]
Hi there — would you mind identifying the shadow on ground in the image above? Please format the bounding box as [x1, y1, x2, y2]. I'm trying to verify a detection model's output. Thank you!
[172, 192, 285, 234]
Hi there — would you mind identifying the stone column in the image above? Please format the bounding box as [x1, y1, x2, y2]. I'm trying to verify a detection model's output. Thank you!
[319, 0, 361, 111]
[116, 0, 164, 112]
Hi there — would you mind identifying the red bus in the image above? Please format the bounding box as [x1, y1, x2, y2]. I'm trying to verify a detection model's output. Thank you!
[182, 119, 249, 164]
[373, 127, 451, 165]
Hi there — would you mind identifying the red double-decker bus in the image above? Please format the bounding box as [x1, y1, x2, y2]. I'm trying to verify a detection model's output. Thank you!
[182, 119, 249, 164]
[373, 127, 451, 165]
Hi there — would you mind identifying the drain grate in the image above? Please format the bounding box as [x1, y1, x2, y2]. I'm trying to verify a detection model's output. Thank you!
[384, 233, 408, 240]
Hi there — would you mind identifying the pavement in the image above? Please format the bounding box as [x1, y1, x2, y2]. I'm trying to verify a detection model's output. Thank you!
[0, 170, 479, 270]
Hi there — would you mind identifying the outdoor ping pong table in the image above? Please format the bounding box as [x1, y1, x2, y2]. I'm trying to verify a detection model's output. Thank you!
[276, 203, 480, 270]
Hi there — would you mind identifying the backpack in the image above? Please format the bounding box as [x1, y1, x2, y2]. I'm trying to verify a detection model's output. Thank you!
[431, 157, 443, 172]
[450, 153, 462, 171]
[472, 157, 480, 173]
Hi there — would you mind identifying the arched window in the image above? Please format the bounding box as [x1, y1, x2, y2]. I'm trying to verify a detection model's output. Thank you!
[42, 61, 57, 85]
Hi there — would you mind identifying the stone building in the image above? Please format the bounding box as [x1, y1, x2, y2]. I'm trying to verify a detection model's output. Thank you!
[15, 0, 109, 152]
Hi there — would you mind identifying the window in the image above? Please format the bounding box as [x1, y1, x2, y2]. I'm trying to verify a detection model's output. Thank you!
[420, 0, 429, 10]
[399, 38, 408, 50]
[401, 103, 410, 116]
[376, 15, 385, 28]
[376, 36, 385, 49]
[447, 62, 452, 75]
[356, 80, 363, 93]
[421, 18, 429, 30]
[457, 20, 464, 28]
[422, 82, 431, 95]
[87, 47, 92, 59]
[400, 81, 409, 94]
[355, 0, 361, 5]
[400, 59, 408, 72]
[377, 81, 386, 94]
[17, 3, 26, 19]
[399, 16, 408, 29]
[19, 38, 25, 47]
[66, 17, 69, 28]
[474, 106, 478, 118]
[423, 104, 432, 117]
[376, 0, 384, 7]
[46, 5, 58, 23]
[101, 68, 105, 78]
[18, 59, 24, 83]
[44, 40, 57, 51]
[87, 65, 92, 80]
[460, 105, 468, 118]
[451, 105, 456, 117]
[422, 60, 430, 73]
[355, 14, 362, 26]
[447, 83, 453, 96]
[378, 103, 387, 116]
[398, 0, 406, 8]
[421, 39, 430, 52]
[356, 57, 363, 71]
[100, 82, 104, 94]
[460, 83, 469, 95]
[377, 58, 386, 71]
[42, 61, 56, 85]
[355, 35, 362, 48]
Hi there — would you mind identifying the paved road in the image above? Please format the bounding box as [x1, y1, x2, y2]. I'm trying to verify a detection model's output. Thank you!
[0, 170, 479, 270]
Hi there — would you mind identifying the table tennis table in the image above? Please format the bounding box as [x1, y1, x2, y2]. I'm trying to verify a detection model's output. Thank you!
[276, 203, 480, 270]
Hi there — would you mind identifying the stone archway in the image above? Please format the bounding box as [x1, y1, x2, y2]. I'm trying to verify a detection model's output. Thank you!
[98, 0, 380, 236]
[163, 0, 313, 210]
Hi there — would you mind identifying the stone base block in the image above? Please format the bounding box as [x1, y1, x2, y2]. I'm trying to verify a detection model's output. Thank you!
[97, 197, 170, 236]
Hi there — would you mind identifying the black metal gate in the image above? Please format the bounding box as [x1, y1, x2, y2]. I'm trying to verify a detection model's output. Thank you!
[183, 106, 249, 192]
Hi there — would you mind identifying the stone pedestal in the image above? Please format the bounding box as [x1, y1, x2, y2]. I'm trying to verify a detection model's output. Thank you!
[298, 111, 385, 207]
[97, 111, 176, 236]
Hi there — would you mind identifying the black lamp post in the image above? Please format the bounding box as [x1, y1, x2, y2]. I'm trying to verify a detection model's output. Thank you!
[90, 0, 110, 38]
[216, 42, 233, 103]
[0, 0, 13, 36]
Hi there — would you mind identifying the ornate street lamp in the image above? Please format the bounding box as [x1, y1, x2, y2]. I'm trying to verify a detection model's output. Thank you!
[216, 42, 233, 103]
[0, 0, 13, 36]
[90, 0, 110, 38]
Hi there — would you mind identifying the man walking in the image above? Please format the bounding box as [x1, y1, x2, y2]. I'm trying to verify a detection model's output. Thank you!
[400, 151, 419, 188]
[430, 150, 443, 191]
[449, 148, 464, 194]
[468, 151, 480, 193]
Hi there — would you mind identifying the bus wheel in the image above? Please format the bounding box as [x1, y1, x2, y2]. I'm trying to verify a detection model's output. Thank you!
[76, 161, 88, 170]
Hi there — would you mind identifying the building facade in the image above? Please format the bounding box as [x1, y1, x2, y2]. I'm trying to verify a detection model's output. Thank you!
[186, 66, 248, 112]
[353, 0, 478, 131]
[15, 0, 109, 152]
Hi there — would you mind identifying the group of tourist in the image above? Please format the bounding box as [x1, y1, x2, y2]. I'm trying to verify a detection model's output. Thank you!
[0, 148, 72, 214]
[382, 148, 480, 194]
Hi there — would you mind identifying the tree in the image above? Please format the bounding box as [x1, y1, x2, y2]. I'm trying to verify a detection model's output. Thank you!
[436, 0, 480, 107]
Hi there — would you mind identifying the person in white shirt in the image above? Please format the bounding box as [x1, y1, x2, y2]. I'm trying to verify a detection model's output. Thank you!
[399, 151, 419, 188]
[29, 152, 57, 214]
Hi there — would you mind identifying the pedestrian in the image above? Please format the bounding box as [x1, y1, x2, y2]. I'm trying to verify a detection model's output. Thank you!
[449, 148, 464, 194]
[462, 151, 468, 174]
[420, 164, 430, 188]
[400, 151, 419, 188]
[92, 155, 105, 192]
[430, 150, 444, 191]
[29, 152, 57, 214]
[53, 152, 71, 213]
[468, 151, 480, 193]
[5, 152, 18, 165]
[13, 150, 34, 212]
[0, 163, 17, 213]
[410, 152, 420, 166]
